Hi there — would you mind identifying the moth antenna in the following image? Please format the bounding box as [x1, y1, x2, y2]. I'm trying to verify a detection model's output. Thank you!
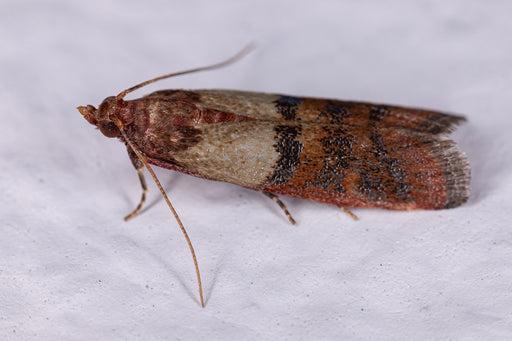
[113, 118, 205, 308]
[116, 43, 255, 100]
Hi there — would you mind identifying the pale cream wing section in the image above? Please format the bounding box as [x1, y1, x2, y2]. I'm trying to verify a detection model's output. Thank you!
[170, 121, 280, 187]
[195, 90, 282, 121]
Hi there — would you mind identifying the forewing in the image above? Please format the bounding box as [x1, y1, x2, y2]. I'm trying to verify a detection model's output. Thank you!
[142, 113, 469, 210]
[145, 89, 465, 134]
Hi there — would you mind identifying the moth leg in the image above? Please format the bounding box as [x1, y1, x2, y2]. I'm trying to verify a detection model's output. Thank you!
[124, 148, 148, 221]
[339, 207, 358, 220]
[261, 192, 296, 225]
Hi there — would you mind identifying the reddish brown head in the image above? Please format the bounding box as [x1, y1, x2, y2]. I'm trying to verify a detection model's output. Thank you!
[77, 96, 121, 138]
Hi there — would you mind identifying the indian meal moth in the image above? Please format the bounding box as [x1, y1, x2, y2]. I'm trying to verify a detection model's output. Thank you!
[78, 47, 470, 307]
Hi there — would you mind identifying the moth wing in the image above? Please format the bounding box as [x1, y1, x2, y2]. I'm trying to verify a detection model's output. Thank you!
[144, 117, 469, 210]
[146, 89, 465, 134]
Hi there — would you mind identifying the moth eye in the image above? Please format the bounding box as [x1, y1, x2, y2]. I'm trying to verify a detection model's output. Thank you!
[98, 120, 120, 138]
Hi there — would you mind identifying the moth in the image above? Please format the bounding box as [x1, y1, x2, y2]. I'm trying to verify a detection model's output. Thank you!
[78, 47, 470, 307]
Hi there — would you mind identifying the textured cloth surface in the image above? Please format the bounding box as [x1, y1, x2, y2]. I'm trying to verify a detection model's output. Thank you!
[1, 1, 511, 339]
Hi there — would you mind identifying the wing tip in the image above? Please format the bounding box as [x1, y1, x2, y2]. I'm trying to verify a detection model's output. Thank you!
[428, 139, 471, 208]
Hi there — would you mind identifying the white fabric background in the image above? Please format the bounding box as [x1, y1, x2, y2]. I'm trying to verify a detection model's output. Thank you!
[1, 1, 511, 339]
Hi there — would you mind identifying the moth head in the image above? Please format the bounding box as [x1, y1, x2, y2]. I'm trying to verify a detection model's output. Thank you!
[77, 96, 120, 138]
